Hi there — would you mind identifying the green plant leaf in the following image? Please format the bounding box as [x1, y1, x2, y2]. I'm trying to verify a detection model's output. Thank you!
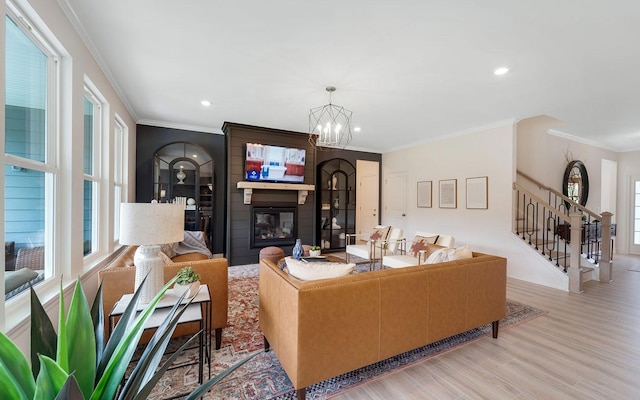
[122, 291, 192, 399]
[96, 274, 149, 381]
[30, 287, 57, 379]
[56, 279, 69, 372]
[66, 279, 96, 399]
[90, 282, 105, 366]
[34, 355, 71, 400]
[0, 363, 29, 400]
[131, 333, 198, 400]
[120, 290, 189, 397]
[91, 277, 178, 400]
[0, 331, 35, 399]
[54, 376, 84, 400]
[184, 350, 262, 400]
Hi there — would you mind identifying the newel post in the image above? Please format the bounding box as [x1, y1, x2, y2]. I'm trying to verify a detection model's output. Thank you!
[569, 210, 583, 293]
[599, 211, 613, 282]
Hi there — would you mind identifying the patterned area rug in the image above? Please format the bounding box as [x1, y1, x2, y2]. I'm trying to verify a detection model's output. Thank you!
[149, 263, 546, 399]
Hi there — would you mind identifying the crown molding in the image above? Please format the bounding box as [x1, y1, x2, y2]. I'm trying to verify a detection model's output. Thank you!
[57, 0, 138, 121]
[547, 129, 623, 152]
[137, 119, 223, 135]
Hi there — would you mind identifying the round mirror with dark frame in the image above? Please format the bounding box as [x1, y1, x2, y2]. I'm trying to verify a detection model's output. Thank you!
[562, 160, 589, 208]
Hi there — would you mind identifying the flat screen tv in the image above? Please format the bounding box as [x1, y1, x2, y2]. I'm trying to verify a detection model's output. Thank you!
[245, 143, 306, 183]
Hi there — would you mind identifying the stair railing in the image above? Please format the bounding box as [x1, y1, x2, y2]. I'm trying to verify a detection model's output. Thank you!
[513, 181, 571, 271]
[515, 171, 613, 287]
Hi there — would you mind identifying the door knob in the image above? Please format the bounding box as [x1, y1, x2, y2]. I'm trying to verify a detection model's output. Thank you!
[402, 214, 406, 216]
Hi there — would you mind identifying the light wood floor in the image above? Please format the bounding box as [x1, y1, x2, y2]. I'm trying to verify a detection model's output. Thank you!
[333, 255, 640, 400]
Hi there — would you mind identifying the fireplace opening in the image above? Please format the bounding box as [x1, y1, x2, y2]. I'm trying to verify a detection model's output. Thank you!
[251, 205, 297, 248]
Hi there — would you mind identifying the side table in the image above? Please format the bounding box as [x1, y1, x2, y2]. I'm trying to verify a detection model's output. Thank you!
[109, 284, 212, 384]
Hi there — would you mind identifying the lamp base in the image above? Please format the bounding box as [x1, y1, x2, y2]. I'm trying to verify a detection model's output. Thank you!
[134, 244, 165, 303]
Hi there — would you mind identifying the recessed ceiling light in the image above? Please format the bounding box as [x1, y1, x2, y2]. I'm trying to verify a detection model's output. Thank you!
[494, 67, 510, 76]
[354, 127, 361, 132]
[201, 100, 211, 107]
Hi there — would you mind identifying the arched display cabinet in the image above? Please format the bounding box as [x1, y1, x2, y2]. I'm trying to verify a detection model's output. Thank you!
[317, 158, 356, 251]
[153, 142, 214, 248]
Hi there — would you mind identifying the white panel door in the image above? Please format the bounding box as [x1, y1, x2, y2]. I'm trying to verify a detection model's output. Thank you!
[356, 160, 379, 236]
[630, 177, 640, 255]
[601, 159, 617, 218]
[384, 172, 407, 233]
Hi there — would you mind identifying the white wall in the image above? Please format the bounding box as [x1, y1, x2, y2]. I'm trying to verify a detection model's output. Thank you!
[381, 122, 568, 291]
[2, 0, 136, 350]
[616, 151, 640, 254]
[516, 116, 621, 252]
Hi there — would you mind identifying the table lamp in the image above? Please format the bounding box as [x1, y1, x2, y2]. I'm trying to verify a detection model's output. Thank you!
[119, 203, 185, 303]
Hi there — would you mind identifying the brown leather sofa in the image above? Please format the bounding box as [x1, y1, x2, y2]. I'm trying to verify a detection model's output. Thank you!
[99, 245, 228, 349]
[259, 252, 507, 400]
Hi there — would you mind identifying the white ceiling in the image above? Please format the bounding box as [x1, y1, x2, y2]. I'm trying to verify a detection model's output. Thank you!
[61, 0, 640, 153]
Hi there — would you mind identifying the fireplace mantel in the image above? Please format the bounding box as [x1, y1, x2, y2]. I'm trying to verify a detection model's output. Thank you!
[237, 181, 315, 205]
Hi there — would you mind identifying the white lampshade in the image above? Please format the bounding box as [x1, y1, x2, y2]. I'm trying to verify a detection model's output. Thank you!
[119, 203, 185, 303]
[119, 203, 185, 245]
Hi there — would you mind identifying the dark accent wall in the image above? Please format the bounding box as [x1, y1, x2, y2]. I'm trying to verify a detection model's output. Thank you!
[223, 122, 316, 266]
[315, 148, 382, 167]
[315, 148, 383, 222]
[135, 125, 226, 255]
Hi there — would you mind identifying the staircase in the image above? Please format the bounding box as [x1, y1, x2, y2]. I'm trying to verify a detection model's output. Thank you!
[513, 172, 614, 293]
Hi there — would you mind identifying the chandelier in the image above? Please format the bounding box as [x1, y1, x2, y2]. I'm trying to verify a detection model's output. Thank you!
[309, 86, 353, 149]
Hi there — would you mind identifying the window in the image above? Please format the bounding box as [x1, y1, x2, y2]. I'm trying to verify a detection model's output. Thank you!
[4, 9, 58, 300]
[113, 116, 128, 243]
[83, 88, 102, 256]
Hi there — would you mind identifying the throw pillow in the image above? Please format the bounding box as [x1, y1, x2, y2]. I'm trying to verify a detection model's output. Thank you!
[158, 251, 174, 265]
[425, 245, 473, 264]
[285, 257, 355, 281]
[426, 243, 445, 257]
[409, 235, 439, 258]
[425, 248, 447, 264]
[369, 226, 391, 243]
[176, 231, 213, 258]
[160, 242, 178, 259]
[448, 245, 473, 260]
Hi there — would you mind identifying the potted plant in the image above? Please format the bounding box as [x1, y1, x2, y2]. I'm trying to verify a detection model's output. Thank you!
[309, 245, 321, 257]
[174, 266, 201, 298]
[0, 275, 259, 400]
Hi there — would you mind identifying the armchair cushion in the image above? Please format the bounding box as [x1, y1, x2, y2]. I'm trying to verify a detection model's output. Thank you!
[5, 268, 39, 293]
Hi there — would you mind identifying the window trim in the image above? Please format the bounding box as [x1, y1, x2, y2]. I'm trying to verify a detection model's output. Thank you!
[82, 81, 104, 260]
[3, 0, 63, 329]
[113, 114, 128, 245]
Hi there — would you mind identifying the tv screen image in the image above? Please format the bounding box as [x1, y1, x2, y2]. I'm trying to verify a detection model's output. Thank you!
[245, 143, 306, 183]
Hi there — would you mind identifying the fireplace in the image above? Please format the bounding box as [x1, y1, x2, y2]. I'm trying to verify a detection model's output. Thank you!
[251, 205, 297, 248]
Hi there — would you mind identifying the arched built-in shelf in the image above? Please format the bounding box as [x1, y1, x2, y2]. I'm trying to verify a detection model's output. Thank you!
[154, 142, 214, 247]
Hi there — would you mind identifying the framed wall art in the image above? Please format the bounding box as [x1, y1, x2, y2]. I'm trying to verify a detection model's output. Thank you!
[466, 176, 488, 209]
[417, 181, 432, 208]
[439, 179, 457, 209]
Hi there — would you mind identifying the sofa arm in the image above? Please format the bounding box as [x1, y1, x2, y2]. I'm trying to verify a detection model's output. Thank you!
[164, 257, 228, 333]
[98, 265, 136, 338]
